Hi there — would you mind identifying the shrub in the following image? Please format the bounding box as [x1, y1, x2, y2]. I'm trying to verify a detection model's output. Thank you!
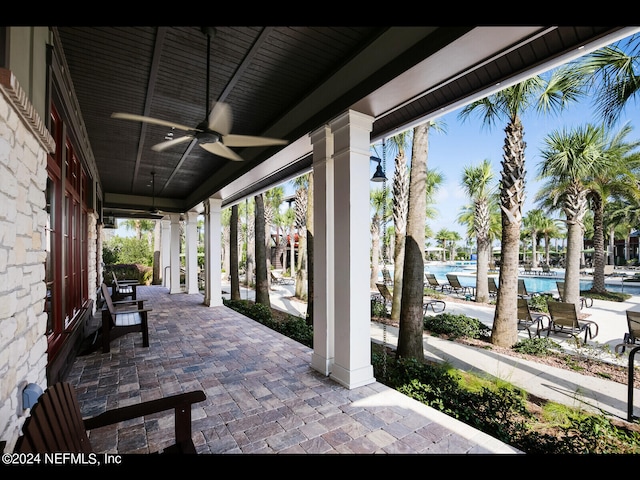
[423, 313, 491, 340]
[513, 336, 560, 356]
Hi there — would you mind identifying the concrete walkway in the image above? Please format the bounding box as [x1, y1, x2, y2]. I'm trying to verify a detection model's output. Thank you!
[226, 280, 640, 422]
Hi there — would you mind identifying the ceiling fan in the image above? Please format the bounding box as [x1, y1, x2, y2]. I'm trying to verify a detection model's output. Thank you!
[111, 27, 288, 162]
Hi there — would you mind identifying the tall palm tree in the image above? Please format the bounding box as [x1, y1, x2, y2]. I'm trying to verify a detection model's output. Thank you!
[388, 133, 410, 321]
[537, 124, 616, 305]
[397, 123, 429, 360]
[254, 193, 270, 306]
[230, 204, 241, 299]
[460, 159, 496, 303]
[522, 209, 547, 269]
[459, 71, 584, 347]
[292, 175, 309, 301]
[538, 217, 562, 266]
[264, 186, 284, 286]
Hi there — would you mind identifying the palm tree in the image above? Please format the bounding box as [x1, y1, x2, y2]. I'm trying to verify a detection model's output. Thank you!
[388, 133, 410, 321]
[538, 217, 562, 266]
[537, 124, 616, 305]
[254, 193, 269, 306]
[221, 207, 231, 276]
[459, 71, 584, 347]
[522, 209, 547, 269]
[460, 159, 496, 303]
[569, 35, 640, 128]
[230, 204, 241, 299]
[292, 175, 309, 302]
[397, 123, 429, 360]
[583, 124, 640, 292]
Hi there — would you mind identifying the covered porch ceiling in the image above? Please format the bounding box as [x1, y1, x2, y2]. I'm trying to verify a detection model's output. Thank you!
[52, 26, 639, 219]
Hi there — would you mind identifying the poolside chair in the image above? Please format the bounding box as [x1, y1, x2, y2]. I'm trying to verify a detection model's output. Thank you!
[271, 270, 294, 285]
[517, 298, 548, 338]
[617, 310, 640, 353]
[488, 277, 498, 297]
[376, 283, 393, 312]
[546, 301, 599, 343]
[425, 273, 450, 293]
[541, 264, 555, 276]
[382, 269, 393, 285]
[517, 279, 540, 299]
[555, 281, 592, 309]
[445, 273, 474, 297]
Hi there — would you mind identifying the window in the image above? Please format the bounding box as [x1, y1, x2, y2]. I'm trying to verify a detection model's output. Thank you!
[46, 103, 91, 358]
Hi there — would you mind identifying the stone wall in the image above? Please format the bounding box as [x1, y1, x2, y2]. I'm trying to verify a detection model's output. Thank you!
[0, 75, 50, 451]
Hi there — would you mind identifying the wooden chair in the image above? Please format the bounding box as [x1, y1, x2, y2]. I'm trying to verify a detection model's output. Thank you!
[101, 282, 150, 353]
[12, 382, 205, 454]
[111, 271, 139, 301]
[546, 301, 599, 343]
[424, 273, 450, 293]
[445, 273, 474, 297]
[517, 298, 548, 338]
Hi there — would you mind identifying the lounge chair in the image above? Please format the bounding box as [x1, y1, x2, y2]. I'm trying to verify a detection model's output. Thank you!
[382, 269, 393, 285]
[541, 264, 555, 276]
[271, 270, 294, 285]
[604, 264, 615, 276]
[616, 310, 640, 353]
[376, 282, 445, 314]
[425, 273, 450, 293]
[517, 279, 540, 299]
[546, 301, 599, 343]
[556, 281, 592, 309]
[517, 298, 549, 338]
[445, 273, 474, 297]
[488, 277, 498, 297]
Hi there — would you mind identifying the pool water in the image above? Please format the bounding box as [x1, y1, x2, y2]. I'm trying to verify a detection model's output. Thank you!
[378, 263, 640, 295]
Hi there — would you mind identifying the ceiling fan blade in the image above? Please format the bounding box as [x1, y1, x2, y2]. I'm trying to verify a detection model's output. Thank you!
[151, 135, 194, 152]
[200, 141, 243, 162]
[222, 134, 288, 147]
[207, 102, 233, 136]
[111, 112, 196, 132]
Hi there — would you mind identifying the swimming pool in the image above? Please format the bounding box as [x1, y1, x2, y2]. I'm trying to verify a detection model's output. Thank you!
[377, 264, 640, 295]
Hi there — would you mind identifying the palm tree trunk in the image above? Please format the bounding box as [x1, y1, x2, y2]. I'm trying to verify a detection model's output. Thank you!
[255, 194, 270, 306]
[230, 204, 240, 300]
[590, 194, 607, 293]
[397, 124, 428, 360]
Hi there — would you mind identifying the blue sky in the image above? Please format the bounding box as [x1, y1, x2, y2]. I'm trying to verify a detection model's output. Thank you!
[372, 78, 640, 243]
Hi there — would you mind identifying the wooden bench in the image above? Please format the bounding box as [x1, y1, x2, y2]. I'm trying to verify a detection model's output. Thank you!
[101, 282, 150, 353]
[9, 382, 205, 454]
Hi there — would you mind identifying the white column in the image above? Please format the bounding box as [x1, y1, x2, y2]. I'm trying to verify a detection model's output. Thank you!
[329, 110, 375, 389]
[204, 197, 223, 307]
[160, 219, 171, 289]
[185, 212, 200, 294]
[170, 214, 182, 294]
[310, 125, 334, 376]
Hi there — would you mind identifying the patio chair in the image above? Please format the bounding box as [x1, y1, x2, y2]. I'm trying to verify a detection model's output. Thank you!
[517, 298, 548, 338]
[546, 301, 599, 343]
[111, 271, 139, 301]
[271, 270, 294, 285]
[617, 310, 640, 353]
[424, 273, 450, 293]
[488, 277, 498, 297]
[556, 281, 592, 309]
[101, 282, 150, 353]
[12, 381, 205, 454]
[445, 273, 475, 297]
[517, 279, 540, 299]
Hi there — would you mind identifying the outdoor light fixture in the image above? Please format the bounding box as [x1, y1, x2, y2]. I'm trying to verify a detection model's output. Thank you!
[370, 156, 387, 182]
